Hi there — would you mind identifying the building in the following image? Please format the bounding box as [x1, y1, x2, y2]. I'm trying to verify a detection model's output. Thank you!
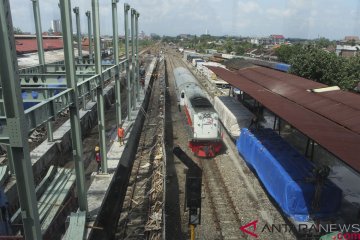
[270, 35, 285, 45]
[51, 20, 61, 33]
[255, 35, 286, 46]
[250, 38, 259, 45]
[344, 36, 359, 42]
[139, 31, 146, 39]
[335, 45, 360, 58]
[15, 35, 63, 55]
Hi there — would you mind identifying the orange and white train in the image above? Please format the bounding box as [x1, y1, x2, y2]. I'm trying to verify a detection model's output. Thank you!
[173, 67, 222, 157]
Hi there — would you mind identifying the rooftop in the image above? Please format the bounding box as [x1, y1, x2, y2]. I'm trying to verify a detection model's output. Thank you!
[208, 65, 360, 173]
[16, 38, 63, 55]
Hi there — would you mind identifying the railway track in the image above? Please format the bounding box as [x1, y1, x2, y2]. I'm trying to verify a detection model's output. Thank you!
[116, 50, 165, 240]
[165, 48, 296, 240]
[167, 54, 244, 238]
[198, 156, 246, 240]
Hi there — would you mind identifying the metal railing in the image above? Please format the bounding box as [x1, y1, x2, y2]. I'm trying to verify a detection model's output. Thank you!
[0, 59, 127, 143]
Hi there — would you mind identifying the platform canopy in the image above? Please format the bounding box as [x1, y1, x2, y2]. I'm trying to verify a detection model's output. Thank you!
[208, 65, 360, 173]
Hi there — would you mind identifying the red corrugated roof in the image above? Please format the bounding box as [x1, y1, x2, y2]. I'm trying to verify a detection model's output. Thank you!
[271, 34, 285, 39]
[208, 66, 360, 173]
[234, 67, 360, 134]
[16, 38, 63, 54]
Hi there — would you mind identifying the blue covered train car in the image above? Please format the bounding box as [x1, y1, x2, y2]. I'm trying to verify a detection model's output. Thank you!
[236, 128, 342, 222]
[274, 63, 291, 72]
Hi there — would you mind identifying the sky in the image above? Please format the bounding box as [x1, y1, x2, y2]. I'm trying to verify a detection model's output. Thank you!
[9, 0, 360, 40]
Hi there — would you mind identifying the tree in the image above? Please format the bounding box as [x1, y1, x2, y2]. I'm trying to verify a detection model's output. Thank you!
[13, 27, 23, 34]
[275, 44, 303, 63]
[314, 37, 333, 48]
[289, 46, 359, 90]
[224, 39, 233, 53]
[290, 47, 340, 85]
[340, 56, 360, 90]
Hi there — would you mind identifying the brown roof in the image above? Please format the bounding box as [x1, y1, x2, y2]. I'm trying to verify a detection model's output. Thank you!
[344, 36, 359, 41]
[271, 34, 285, 39]
[16, 38, 63, 54]
[208, 66, 360, 173]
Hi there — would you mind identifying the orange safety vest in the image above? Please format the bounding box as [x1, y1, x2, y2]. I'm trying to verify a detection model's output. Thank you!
[118, 127, 125, 138]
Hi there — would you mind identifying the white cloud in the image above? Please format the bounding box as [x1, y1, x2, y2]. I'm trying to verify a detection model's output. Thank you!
[238, 1, 262, 14]
[266, 8, 296, 18]
[7, 0, 360, 39]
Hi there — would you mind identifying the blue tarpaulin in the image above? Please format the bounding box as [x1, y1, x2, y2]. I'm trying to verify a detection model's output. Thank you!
[274, 63, 291, 72]
[236, 128, 342, 221]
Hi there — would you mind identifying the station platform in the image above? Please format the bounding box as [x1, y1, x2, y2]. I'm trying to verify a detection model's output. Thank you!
[77, 57, 157, 239]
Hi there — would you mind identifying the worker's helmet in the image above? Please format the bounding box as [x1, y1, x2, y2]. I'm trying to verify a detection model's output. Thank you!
[95, 146, 100, 152]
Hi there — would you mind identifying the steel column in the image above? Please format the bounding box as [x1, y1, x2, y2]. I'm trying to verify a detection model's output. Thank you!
[135, 11, 140, 100]
[124, 3, 131, 120]
[130, 8, 136, 109]
[0, 1, 42, 239]
[32, 0, 54, 142]
[92, 0, 108, 173]
[59, 0, 87, 211]
[112, 0, 122, 127]
[6, 145, 15, 174]
[85, 11, 93, 63]
[73, 7, 82, 63]
[85, 11, 95, 101]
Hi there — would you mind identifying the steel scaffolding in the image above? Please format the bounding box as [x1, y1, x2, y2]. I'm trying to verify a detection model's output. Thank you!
[0, 0, 140, 239]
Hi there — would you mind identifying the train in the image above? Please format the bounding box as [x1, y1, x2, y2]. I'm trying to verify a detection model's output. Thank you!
[214, 94, 342, 222]
[244, 57, 291, 72]
[173, 67, 222, 157]
[207, 92, 342, 222]
[236, 128, 342, 222]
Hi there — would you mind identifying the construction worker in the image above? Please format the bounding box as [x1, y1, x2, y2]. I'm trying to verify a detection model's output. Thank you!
[140, 78, 145, 89]
[95, 145, 101, 173]
[117, 126, 125, 146]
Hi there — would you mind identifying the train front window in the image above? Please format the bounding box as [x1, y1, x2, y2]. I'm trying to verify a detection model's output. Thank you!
[190, 97, 212, 108]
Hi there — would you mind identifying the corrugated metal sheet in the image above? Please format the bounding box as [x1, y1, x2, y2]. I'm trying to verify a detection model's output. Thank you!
[235, 67, 360, 135]
[16, 38, 63, 54]
[208, 66, 360, 173]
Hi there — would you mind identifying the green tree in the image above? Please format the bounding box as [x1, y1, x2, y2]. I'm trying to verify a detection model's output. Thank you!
[13, 27, 23, 34]
[275, 44, 303, 63]
[224, 40, 233, 53]
[290, 47, 341, 86]
[340, 56, 360, 90]
[314, 37, 333, 48]
[289, 46, 359, 90]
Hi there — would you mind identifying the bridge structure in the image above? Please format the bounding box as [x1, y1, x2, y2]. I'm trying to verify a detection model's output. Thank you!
[0, 0, 143, 239]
